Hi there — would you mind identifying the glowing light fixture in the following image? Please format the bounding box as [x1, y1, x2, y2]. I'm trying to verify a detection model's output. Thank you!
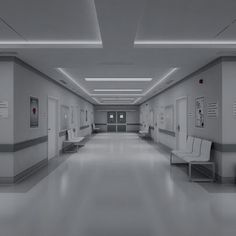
[0, 41, 102, 48]
[101, 98, 135, 101]
[93, 89, 143, 92]
[85, 78, 152, 81]
[134, 40, 236, 48]
[143, 68, 178, 96]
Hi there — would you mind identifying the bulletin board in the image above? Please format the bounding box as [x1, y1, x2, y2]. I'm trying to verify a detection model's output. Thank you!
[165, 105, 174, 131]
[60, 105, 70, 130]
[30, 97, 39, 128]
[195, 97, 205, 128]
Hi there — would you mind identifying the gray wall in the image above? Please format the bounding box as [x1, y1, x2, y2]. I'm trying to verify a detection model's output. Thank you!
[0, 62, 14, 177]
[94, 105, 140, 132]
[140, 60, 226, 179]
[221, 61, 236, 178]
[0, 58, 94, 180]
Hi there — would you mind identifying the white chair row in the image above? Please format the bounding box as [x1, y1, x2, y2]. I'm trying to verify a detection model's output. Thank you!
[170, 136, 215, 182]
[92, 123, 100, 133]
[62, 129, 85, 153]
[139, 125, 150, 138]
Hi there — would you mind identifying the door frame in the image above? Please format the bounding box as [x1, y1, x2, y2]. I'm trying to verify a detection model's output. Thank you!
[47, 96, 59, 159]
[175, 96, 188, 149]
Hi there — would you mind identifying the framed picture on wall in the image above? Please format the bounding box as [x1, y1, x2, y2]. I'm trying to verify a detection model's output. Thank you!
[195, 97, 205, 128]
[30, 96, 39, 128]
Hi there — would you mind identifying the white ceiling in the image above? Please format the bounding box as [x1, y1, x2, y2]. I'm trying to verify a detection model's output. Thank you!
[0, 0, 236, 105]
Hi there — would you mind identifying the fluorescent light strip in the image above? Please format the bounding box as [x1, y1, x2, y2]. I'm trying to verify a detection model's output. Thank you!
[57, 68, 101, 104]
[90, 94, 143, 96]
[93, 89, 142, 92]
[134, 40, 236, 48]
[133, 97, 142, 104]
[85, 78, 152, 82]
[143, 68, 178, 96]
[0, 41, 102, 48]
[57, 68, 177, 105]
[101, 98, 135, 101]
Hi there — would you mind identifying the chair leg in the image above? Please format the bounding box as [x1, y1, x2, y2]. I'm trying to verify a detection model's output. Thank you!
[212, 163, 215, 181]
[188, 163, 192, 181]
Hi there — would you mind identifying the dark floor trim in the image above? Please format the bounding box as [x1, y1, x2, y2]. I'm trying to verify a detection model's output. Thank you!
[127, 123, 141, 126]
[0, 158, 48, 184]
[80, 125, 90, 130]
[158, 128, 176, 137]
[0, 136, 48, 152]
[95, 123, 107, 126]
[14, 158, 48, 183]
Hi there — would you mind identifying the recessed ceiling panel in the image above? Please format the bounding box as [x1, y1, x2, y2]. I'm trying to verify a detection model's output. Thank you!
[0, 0, 101, 41]
[136, 0, 236, 41]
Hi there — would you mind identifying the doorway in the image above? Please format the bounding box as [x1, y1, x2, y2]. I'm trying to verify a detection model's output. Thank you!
[176, 97, 187, 150]
[48, 97, 58, 160]
[107, 111, 127, 132]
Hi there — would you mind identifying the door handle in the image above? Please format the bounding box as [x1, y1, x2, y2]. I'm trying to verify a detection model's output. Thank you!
[177, 125, 180, 132]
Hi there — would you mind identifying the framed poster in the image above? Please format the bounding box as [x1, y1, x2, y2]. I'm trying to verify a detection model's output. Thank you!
[165, 105, 174, 131]
[60, 105, 70, 131]
[195, 97, 204, 128]
[30, 97, 39, 128]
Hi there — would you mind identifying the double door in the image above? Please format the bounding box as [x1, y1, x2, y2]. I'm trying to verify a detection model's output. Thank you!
[107, 111, 126, 132]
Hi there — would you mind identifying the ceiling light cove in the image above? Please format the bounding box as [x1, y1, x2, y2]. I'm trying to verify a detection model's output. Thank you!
[93, 89, 143, 92]
[101, 98, 135, 101]
[143, 68, 178, 96]
[134, 40, 236, 48]
[57, 68, 99, 104]
[85, 78, 152, 82]
[0, 41, 103, 48]
[91, 94, 144, 97]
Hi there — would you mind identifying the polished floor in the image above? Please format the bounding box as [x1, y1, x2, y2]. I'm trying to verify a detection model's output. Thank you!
[0, 133, 236, 236]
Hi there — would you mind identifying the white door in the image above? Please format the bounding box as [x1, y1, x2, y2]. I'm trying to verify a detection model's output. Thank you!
[48, 98, 58, 160]
[176, 97, 187, 150]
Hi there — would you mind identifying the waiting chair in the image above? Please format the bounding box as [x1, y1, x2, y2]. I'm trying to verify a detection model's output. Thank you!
[92, 123, 100, 133]
[62, 129, 85, 153]
[139, 125, 150, 138]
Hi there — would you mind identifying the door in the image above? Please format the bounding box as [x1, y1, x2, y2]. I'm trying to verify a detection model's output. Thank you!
[117, 111, 126, 123]
[176, 97, 187, 150]
[107, 111, 116, 132]
[48, 98, 58, 160]
[117, 111, 126, 132]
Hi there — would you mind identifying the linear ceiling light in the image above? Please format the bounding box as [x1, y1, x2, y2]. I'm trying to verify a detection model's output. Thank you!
[57, 68, 101, 104]
[134, 40, 236, 48]
[93, 89, 143, 92]
[85, 78, 152, 81]
[91, 94, 143, 96]
[0, 41, 102, 48]
[143, 68, 178, 96]
[101, 98, 135, 101]
[133, 97, 142, 104]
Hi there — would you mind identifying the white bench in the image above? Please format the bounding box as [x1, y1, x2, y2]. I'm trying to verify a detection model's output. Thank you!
[92, 123, 100, 133]
[170, 136, 215, 182]
[139, 125, 150, 138]
[62, 129, 85, 153]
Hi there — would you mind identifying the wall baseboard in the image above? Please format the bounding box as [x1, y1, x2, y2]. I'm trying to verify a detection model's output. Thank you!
[0, 158, 48, 184]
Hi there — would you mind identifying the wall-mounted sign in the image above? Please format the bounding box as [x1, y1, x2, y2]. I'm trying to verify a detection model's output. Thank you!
[30, 97, 39, 128]
[195, 97, 204, 128]
[207, 102, 218, 118]
[0, 101, 8, 118]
